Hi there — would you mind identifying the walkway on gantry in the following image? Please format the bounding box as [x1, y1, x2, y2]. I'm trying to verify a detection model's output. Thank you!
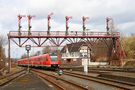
[8, 31, 120, 60]
[8, 31, 120, 38]
[8, 31, 120, 47]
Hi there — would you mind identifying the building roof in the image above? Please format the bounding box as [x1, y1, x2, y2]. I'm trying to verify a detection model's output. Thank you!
[61, 42, 87, 53]
[61, 40, 113, 53]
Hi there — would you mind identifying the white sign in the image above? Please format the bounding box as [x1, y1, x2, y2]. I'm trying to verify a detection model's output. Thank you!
[25, 45, 31, 51]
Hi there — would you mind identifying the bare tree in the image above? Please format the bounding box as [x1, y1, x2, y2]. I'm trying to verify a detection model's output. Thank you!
[21, 53, 27, 59]
[42, 45, 51, 54]
[0, 36, 7, 58]
[33, 51, 41, 56]
[0, 35, 7, 69]
[122, 36, 135, 59]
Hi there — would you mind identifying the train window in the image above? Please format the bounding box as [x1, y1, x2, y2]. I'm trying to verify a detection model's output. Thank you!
[50, 56, 57, 61]
[67, 59, 71, 63]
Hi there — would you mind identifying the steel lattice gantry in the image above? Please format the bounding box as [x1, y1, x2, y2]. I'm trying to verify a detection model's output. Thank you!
[7, 31, 124, 72]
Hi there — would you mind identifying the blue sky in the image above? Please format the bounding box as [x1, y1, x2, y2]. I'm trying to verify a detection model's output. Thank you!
[0, 0, 135, 58]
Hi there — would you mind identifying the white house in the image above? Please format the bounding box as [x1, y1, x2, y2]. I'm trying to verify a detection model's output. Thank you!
[61, 42, 108, 66]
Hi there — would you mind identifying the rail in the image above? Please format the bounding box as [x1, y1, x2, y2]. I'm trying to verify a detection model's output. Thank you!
[8, 31, 120, 38]
[32, 69, 89, 90]
[0, 69, 26, 86]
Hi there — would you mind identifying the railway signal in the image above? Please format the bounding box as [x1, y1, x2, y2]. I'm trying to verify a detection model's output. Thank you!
[47, 13, 53, 35]
[65, 16, 72, 35]
[27, 15, 35, 35]
[82, 16, 89, 35]
[106, 17, 113, 35]
[25, 45, 31, 73]
[25, 45, 31, 51]
[18, 15, 25, 35]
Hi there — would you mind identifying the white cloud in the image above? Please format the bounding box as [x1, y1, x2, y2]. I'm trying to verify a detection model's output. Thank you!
[0, 0, 135, 32]
[119, 22, 135, 30]
[118, 21, 135, 35]
[0, 0, 135, 58]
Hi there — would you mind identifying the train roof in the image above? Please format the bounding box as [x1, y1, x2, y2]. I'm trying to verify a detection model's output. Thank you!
[17, 54, 50, 61]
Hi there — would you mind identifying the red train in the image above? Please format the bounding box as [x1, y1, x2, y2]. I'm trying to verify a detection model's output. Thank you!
[17, 53, 60, 69]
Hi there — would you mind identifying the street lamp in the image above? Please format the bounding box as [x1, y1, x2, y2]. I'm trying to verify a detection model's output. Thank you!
[25, 45, 31, 73]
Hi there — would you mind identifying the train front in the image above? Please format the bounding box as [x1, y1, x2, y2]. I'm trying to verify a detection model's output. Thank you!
[50, 53, 60, 69]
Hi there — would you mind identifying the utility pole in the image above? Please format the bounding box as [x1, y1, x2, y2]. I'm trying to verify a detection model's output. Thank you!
[8, 38, 11, 73]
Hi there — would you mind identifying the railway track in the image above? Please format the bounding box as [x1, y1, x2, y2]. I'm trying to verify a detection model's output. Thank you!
[0, 69, 26, 86]
[61, 67, 135, 73]
[32, 69, 90, 90]
[64, 70, 135, 90]
[89, 68, 135, 73]
[62, 67, 135, 84]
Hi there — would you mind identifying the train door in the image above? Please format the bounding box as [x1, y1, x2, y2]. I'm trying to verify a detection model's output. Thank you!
[46, 54, 51, 67]
[41, 56, 45, 67]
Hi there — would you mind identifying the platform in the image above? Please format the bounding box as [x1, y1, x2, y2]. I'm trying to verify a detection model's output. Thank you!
[0, 73, 52, 90]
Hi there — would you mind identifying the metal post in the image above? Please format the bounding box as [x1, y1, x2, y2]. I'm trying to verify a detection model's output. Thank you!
[27, 15, 35, 35]
[28, 15, 32, 35]
[106, 17, 111, 35]
[65, 16, 72, 35]
[47, 13, 53, 35]
[27, 50, 30, 73]
[8, 38, 11, 73]
[25, 45, 31, 73]
[82, 16, 86, 35]
[18, 15, 22, 36]
[18, 15, 25, 36]
[82, 16, 89, 36]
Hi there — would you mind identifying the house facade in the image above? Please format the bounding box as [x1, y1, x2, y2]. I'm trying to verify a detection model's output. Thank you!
[60, 41, 111, 66]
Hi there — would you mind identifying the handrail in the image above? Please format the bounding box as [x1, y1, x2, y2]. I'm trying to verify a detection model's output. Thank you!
[9, 31, 120, 37]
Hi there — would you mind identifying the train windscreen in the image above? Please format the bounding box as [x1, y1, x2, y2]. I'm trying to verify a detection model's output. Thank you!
[50, 56, 58, 61]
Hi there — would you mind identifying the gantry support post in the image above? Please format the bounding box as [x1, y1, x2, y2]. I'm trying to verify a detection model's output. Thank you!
[116, 38, 125, 66]
[111, 37, 125, 66]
